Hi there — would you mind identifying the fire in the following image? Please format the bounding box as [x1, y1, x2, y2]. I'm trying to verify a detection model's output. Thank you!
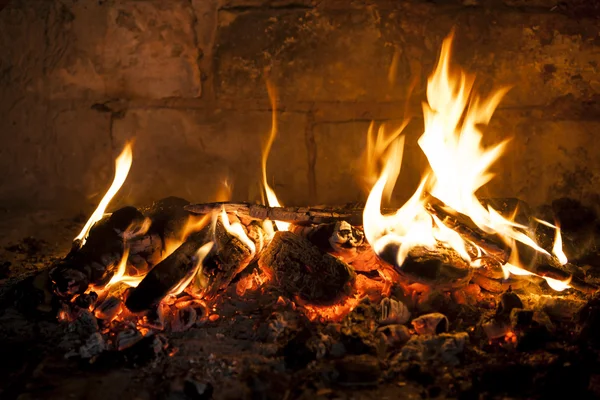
[167, 242, 214, 297]
[535, 218, 568, 265]
[74, 142, 133, 246]
[163, 214, 212, 262]
[261, 81, 290, 232]
[363, 32, 570, 291]
[217, 208, 256, 255]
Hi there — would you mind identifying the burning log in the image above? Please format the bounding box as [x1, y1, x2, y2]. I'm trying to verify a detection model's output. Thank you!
[186, 199, 511, 263]
[185, 202, 374, 226]
[379, 242, 473, 289]
[258, 231, 356, 304]
[188, 216, 257, 300]
[125, 227, 212, 313]
[425, 195, 510, 262]
[290, 220, 372, 265]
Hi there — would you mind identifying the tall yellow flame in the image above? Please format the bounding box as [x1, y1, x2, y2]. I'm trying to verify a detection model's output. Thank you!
[261, 82, 290, 232]
[362, 32, 570, 291]
[74, 143, 134, 246]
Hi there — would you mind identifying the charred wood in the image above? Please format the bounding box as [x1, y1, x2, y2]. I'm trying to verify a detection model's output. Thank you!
[188, 217, 255, 300]
[125, 227, 211, 313]
[185, 202, 373, 226]
[379, 243, 473, 289]
[291, 221, 368, 263]
[258, 231, 356, 305]
[425, 195, 510, 262]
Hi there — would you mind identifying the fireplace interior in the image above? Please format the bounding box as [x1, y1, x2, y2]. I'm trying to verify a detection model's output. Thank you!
[2, 0, 600, 399]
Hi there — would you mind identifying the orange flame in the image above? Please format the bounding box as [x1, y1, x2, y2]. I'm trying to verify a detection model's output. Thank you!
[261, 82, 290, 232]
[167, 242, 214, 297]
[75, 142, 133, 246]
[162, 214, 212, 263]
[362, 32, 570, 291]
[104, 247, 145, 289]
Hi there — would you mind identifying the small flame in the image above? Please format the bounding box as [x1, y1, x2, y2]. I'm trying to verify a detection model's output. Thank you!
[74, 142, 133, 246]
[161, 214, 211, 263]
[261, 81, 290, 232]
[167, 242, 214, 297]
[218, 208, 256, 255]
[123, 217, 152, 240]
[105, 248, 144, 289]
[544, 276, 571, 291]
[214, 177, 233, 202]
[552, 228, 568, 265]
[534, 218, 569, 265]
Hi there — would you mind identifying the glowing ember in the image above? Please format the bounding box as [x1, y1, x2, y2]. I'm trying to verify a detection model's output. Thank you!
[74, 142, 133, 246]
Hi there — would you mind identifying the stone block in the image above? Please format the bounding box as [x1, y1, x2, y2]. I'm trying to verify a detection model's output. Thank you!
[0, 2, 47, 103]
[0, 101, 111, 210]
[111, 109, 309, 207]
[214, 8, 397, 102]
[218, 0, 315, 8]
[46, 0, 202, 100]
[485, 112, 600, 209]
[214, 2, 600, 107]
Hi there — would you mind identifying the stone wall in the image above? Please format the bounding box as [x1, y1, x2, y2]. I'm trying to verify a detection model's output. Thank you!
[1, 0, 600, 214]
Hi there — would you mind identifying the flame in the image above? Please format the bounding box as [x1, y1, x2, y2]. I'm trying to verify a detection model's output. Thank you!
[362, 32, 570, 291]
[105, 248, 145, 289]
[161, 214, 211, 263]
[534, 218, 568, 265]
[74, 142, 133, 246]
[214, 177, 233, 202]
[552, 227, 568, 265]
[261, 81, 290, 232]
[544, 276, 571, 291]
[167, 242, 214, 297]
[123, 217, 152, 240]
[218, 208, 256, 255]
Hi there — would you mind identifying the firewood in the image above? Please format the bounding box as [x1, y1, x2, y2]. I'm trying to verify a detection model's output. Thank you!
[187, 217, 255, 300]
[186, 199, 511, 262]
[258, 231, 356, 305]
[379, 243, 473, 289]
[125, 227, 211, 313]
[425, 195, 510, 262]
[185, 202, 372, 226]
[291, 221, 369, 264]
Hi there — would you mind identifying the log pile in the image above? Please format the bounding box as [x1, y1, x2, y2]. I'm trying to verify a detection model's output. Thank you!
[41, 196, 600, 364]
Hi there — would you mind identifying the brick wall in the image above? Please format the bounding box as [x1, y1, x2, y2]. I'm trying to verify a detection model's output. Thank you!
[1, 0, 600, 213]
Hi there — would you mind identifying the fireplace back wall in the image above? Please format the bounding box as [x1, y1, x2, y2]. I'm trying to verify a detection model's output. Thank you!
[2, 0, 600, 215]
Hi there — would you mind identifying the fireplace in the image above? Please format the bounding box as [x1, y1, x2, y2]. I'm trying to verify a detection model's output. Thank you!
[2, 1, 600, 399]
